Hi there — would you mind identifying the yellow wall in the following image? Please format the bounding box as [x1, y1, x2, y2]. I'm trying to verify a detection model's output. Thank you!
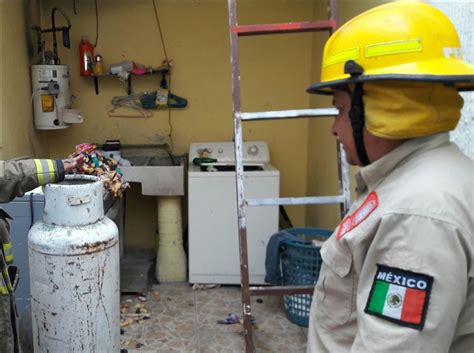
[39, 0, 317, 248]
[0, 0, 48, 160]
[0, 0, 389, 248]
[305, 0, 340, 230]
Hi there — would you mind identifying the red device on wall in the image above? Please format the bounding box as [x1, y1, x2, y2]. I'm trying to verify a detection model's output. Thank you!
[79, 35, 94, 76]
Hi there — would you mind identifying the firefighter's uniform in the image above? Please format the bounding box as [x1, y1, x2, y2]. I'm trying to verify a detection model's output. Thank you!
[305, 1, 474, 352]
[307, 133, 474, 352]
[0, 159, 64, 353]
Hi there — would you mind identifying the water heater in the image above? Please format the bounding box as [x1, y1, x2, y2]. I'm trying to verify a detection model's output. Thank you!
[31, 64, 83, 130]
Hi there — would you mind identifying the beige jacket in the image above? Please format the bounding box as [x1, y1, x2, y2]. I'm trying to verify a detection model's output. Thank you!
[0, 159, 64, 203]
[0, 158, 64, 260]
[307, 133, 474, 353]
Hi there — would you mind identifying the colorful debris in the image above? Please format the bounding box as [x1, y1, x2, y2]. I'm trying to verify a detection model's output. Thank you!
[69, 143, 130, 198]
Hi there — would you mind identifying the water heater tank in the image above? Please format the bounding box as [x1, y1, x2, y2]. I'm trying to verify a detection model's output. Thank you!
[28, 175, 120, 353]
[31, 64, 72, 129]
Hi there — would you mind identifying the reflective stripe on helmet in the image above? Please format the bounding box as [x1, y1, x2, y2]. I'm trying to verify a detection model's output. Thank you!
[309, 1, 474, 94]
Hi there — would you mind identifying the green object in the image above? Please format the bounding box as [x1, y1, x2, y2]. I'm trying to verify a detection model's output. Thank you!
[192, 157, 217, 165]
[160, 75, 188, 109]
[140, 91, 158, 109]
[368, 280, 390, 314]
[168, 93, 187, 108]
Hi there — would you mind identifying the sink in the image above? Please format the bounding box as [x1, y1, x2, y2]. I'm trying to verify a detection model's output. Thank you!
[124, 156, 179, 167]
[120, 154, 185, 196]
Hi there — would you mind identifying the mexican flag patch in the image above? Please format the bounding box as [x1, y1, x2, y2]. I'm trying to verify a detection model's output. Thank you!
[365, 264, 433, 330]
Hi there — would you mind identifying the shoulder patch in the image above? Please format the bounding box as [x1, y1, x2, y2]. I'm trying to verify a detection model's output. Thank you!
[337, 191, 378, 240]
[364, 264, 433, 330]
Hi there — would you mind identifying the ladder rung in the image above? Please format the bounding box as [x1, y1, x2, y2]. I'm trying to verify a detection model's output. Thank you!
[250, 285, 314, 296]
[238, 108, 338, 121]
[232, 20, 336, 36]
[246, 195, 346, 207]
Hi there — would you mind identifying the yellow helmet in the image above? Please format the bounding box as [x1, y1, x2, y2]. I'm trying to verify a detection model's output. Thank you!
[307, 1, 474, 94]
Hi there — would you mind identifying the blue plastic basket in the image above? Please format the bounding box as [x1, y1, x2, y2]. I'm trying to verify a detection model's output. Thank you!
[281, 227, 332, 327]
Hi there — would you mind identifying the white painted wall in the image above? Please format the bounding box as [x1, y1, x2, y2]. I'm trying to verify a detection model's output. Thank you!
[429, 1, 474, 159]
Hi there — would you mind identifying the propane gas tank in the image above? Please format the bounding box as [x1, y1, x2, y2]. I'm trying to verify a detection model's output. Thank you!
[28, 175, 120, 353]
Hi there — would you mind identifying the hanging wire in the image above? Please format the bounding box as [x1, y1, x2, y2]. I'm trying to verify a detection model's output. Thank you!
[28, 89, 42, 158]
[167, 74, 173, 152]
[152, 0, 169, 64]
[94, 0, 99, 47]
[73, 0, 77, 15]
[152, 0, 173, 152]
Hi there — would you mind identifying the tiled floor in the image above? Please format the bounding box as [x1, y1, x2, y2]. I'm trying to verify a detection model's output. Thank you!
[120, 283, 308, 352]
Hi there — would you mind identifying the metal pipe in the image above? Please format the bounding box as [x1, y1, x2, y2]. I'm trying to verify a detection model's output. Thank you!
[228, 1, 255, 352]
[51, 8, 71, 64]
[239, 108, 338, 121]
[250, 285, 314, 296]
[34, 27, 71, 34]
[233, 20, 336, 36]
[246, 195, 346, 207]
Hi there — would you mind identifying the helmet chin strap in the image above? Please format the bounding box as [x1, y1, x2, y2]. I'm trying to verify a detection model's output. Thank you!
[349, 82, 370, 166]
[344, 61, 370, 166]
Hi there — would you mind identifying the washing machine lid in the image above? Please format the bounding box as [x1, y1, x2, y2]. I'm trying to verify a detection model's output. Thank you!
[189, 141, 270, 164]
[198, 162, 265, 172]
[188, 162, 279, 177]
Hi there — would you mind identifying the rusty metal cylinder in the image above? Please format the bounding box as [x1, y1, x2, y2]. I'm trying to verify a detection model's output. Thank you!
[28, 175, 120, 353]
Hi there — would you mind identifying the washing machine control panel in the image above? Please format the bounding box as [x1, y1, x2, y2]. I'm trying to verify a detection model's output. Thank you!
[189, 142, 270, 164]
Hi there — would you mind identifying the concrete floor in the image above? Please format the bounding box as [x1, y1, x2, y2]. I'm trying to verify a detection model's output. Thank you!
[120, 283, 308, 353]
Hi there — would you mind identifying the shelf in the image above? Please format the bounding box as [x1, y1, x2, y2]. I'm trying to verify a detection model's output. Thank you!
[90, 64, 170, 95]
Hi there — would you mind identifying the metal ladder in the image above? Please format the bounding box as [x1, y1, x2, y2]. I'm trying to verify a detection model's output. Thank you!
[227, 1, 350, 352]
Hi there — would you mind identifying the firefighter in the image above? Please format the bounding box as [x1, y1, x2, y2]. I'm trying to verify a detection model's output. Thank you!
[0, 156, 83, 353]
[306, 2, 474, 352]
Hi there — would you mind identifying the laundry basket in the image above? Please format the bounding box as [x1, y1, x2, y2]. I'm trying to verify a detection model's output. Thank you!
[281, 227, 332, 327]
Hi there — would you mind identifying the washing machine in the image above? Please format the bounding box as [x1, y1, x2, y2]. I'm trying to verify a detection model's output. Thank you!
[188, 141, 279, 284]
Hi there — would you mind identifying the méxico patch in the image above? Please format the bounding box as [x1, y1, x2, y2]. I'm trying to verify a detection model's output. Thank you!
[365, 264, 433, 330]
[337, 191, 378, 240]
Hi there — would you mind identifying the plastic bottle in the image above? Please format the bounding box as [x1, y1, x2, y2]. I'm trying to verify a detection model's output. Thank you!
[93, 54, 104, 75]
[79, 36, 95, 76]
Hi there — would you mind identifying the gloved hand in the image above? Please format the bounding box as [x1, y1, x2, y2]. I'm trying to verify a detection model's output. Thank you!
[62, 154, 84, 173]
